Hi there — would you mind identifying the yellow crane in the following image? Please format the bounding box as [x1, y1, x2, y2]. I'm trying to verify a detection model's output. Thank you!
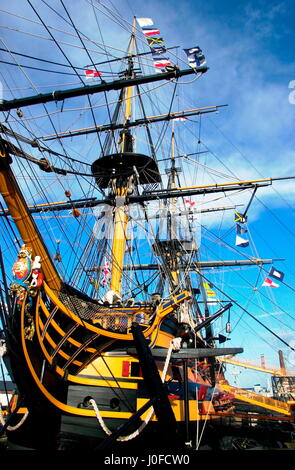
[219, 356, 295, 377]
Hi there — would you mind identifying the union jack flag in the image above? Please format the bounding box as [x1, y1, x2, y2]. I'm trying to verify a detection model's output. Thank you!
[102, 260, 111, 285]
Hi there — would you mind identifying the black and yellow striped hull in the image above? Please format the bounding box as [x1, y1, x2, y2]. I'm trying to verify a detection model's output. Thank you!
[5, 284, 218, 450]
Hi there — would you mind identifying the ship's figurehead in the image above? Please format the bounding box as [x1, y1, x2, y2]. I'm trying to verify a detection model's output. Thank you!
[10, 245, 43, 306]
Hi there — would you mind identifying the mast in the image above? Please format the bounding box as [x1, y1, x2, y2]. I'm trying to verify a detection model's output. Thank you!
[109, 20, 136, 296]
[168, 120, 179, 287]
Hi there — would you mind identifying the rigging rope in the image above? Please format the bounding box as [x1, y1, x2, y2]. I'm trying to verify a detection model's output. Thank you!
[195, 361, 223, 449]
[0, 405, 29, 432]
[200, 270, 295, 353]
[90, 336, 181, 441]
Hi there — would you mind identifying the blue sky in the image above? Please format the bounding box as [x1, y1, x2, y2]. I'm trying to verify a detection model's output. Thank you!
[0, 0, 295, 389]
[108, 0, 295, 387]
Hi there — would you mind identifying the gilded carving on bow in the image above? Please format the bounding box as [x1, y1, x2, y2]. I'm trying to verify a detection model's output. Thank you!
[10, 245, 43, 303]
[24, 304, 35, 341]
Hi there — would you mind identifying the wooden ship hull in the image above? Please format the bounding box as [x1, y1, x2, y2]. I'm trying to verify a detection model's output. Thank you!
[4, 285, 237, 450]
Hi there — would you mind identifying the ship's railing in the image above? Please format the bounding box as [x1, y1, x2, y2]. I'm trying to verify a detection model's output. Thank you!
[40, 281, 191, 339]
[33, 282, 192, 376]
[58, 288, 152, 332]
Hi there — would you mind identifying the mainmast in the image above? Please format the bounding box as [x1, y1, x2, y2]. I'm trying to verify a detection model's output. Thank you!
[110, 20, 136, 296]
[168, 120, 179, 287]
[91, 20, 161, 298]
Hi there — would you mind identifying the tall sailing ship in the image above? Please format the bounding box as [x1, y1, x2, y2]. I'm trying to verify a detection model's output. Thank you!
[0, 3, 294, 451]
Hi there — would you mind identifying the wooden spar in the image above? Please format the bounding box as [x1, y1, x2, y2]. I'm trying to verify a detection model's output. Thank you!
[130, 178, 288, 203]
[0, 66, 208, 112]
[0, 142, 62, 291]
[83, 259, 282, 272]
[0, 199, 242, 216]
[0, 197, 100, 215]
[143, 176, 284, 193]
[41, 105, 225, 141]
